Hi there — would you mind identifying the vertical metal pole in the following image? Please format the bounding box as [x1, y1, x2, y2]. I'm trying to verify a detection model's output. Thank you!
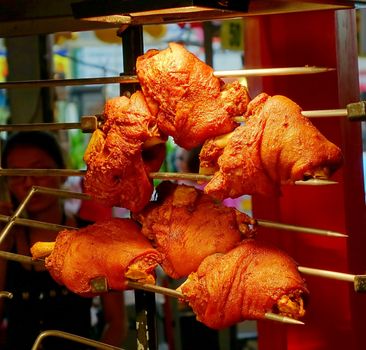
[135, 290, 158, 350]
[120, 26, 144, 96]
[203, 22, 214, 67]
[119, 25, 158, 350]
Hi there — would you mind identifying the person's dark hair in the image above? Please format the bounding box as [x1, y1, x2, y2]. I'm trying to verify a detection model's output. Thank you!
[1, 131, 66, 169]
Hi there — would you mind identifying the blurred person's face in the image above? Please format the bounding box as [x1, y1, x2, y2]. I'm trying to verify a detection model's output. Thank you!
[175, 148, 189, 173]
[6, 145, 63, 214]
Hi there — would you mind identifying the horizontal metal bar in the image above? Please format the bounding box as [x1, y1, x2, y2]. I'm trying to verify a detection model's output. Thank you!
[0, 169, 86, 177]
[298, 266, 355, 282]
[217, 66, 334, 77]
[0, 75, 138, 88]
[0, 291, 13, 299]
[0, 116, 98, 133]
[0, 66, 333, 89]
[0, 214, 75, 231]
[127, 281, 184, 299]
[301, 108, 347, 118]
[0, 122, 82, 132]
[0, 169, 338, 187]
[31, 330, 124, 350]
[126, 281, 304, 324]
[257, 219, 347, 238]
[0, 250, 43, 265]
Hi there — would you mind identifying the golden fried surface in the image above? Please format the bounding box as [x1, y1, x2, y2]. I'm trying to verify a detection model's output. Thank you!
[45, 218, 161, 296]
[202, 93, 343, 199]
[83, 91, 166, 212]
[133, 181, 256, 279]
[179, 239, 308, 329]
[136, 42, 250, 149]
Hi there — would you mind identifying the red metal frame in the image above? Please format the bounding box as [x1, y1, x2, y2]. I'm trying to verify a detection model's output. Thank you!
[244, 9, 366, 350]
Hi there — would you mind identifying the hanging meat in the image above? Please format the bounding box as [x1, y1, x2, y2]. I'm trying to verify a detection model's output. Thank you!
[178, 239, 308, 329]
[200, 93, 343, 199]
[136, 42, 251, 149]
[83, 91, 166, 212]
[30, 218, 162, 296]
[133, 181, 257, 279]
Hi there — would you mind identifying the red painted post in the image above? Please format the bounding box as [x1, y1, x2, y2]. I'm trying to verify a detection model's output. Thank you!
[244, 9, 366, 350]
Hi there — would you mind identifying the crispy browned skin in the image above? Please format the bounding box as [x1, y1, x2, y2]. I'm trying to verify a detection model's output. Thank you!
[136, 42, 250, 149]
[83, 91, 166, 212]
[133, 181, 256, 279]
[202, 93, 343, 199]
[179, 239, 308, 329]
[45, 218, 161, 296]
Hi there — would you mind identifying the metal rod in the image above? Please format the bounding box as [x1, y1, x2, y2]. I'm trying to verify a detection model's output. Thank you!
[1, 249, 361, 322]
[3, 248, 364, 292]
[0, 104, 358, 135]
[298, 267, 366, 292]
[0, 168, 86, 176]
[31, 186, 91, 200]
[294, 178, 338, 185]
[127, 281, 184, 299]
[0, 211, 347, 239]
[0, 67, 333, 89]
[0, 168, 338, 188]
[0, 291, 13, 299]
[0, 122, 82, 132]
[0, 250, 43, 265]
[298, 266, 355, 282]
[264, 312, 304, 325]
[301, 109, 347, 117]
[0, 76, 138, 88]
[0, 116, 98, 133]
[0, 187, 36, 246]
[257, 219, 347, 238]
[0, 186, 89, 246]
[0, 214, 75, 231]
[148, 171, 213, 182]
[217, 66, 334, 77]
[129, 281, 303, 325]
[31, 330, 124, 350]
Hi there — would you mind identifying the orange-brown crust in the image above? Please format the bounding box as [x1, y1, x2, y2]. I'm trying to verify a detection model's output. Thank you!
[136, 42, 250, 149]
[203, 93, 343, 199]
[133, 182, 256, 279]
[45, 218, 161, 296]
[179, 239, 308, 329]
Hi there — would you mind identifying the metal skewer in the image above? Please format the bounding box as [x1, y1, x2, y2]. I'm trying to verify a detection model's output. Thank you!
[0, 169, 336, 187]
[0, 66, 333, 89]
[0, 199, 346, 239]
[298, 266, 366, 292]
[127, 281, 304, 325]
[0, 214, 75, 231]
[0, 248, 303, 325]
[127, 281, 184, 299]
[233, 101, 366, 121]
[2, 249, 364, 293]
[31, 330, 124, 350]
[0, 186, 89, 246]
[0, 290, 13, 299]
[257, 219, 347, 238]
[0, 168, 86, 177]
[0, 196, 345, 239]
[1, 99, 364, 135]
[1, 103, 362, 134]
[301, 109, 347, 118]
[0, 250, 43, 266]
[0, 116, 98, 133]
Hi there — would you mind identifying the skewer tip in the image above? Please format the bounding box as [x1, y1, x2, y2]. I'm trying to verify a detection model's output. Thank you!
[265, 312, 305, 325]
[0, 291, 13, 299]
[294, 178, 338, 186]
[328, 232, 348, 238]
